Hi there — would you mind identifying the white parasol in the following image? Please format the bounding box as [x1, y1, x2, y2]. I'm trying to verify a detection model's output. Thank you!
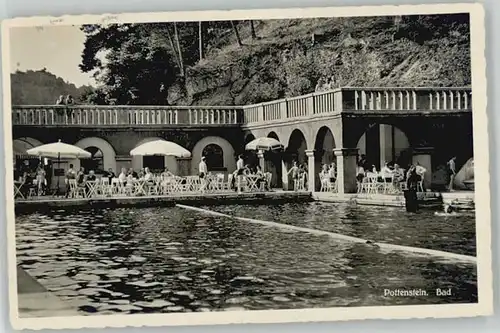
[26, 140, 91, 195]
[130, 140, 191, 158]
[245, 137, 284, 152]
[26, 139, 91, 159]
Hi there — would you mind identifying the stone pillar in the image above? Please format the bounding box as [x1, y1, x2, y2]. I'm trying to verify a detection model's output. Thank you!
[314, 149, 325, 191]
[334, 148, 359, 194]
[177, 157, 192, 177]
[305, 149, 315, 192]
[257, 150, 265, 172]
[412, 147, 433, 190]
[281, 152, 289, 191]
[379, 124, 393, 166]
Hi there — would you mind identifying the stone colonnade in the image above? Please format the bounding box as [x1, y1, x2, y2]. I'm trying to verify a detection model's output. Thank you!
[255, 146, 435, 194]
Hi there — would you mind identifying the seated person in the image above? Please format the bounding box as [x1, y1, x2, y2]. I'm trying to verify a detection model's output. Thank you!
[86, 170, 97, 181]
[76, 169, 86, 187]
[138, 168, 145, 179]
[356, 165, 365, 183]
[106, 168, 116, 183]
[118, 168, 128, 184]
[144, 167, 154, 183]
[381, 162, 394, 181]
[393, 164, 405, 182]
[161, 168, 174, 179]
[128, 168, 138, 179]
[255, 165, 267, 190]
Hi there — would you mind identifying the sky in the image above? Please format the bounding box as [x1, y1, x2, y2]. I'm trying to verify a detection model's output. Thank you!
[9, 25, 97, 87]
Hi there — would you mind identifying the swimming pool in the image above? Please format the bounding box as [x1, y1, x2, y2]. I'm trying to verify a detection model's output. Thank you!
[16, 202, 477, 315]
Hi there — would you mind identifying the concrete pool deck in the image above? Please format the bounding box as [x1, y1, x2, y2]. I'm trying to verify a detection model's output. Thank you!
[17, 266, 81, 318]
[14, 190, 313, 213]
[14, 190, 475, 212]
[313, 191, 474, 209]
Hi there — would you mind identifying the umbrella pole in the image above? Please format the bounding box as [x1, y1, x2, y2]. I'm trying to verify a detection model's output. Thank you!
[55, 153, 61, 197]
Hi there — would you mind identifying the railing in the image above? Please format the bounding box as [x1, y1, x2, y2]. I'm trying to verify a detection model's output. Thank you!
[12, 87, 472, 127]
[242, 87, 472, 125]
[343, 87, 472, 112]
[12, 105, 243, 126]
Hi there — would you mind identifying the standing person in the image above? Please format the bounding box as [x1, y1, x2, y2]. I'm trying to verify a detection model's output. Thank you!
[55, 95, 65, 105]
[404, 165, 419, 213]
[287, 161, 300, 191]
[447, 156, 457, 192]
[65, 163, 77, 198]
[198, 157, 208, 193]
[35, 165, 46, 195]
[65, 95, 75, 105]
[230, 155, 245, 191]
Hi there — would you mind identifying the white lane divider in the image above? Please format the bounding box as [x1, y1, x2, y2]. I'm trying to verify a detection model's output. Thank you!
[176, 204, 477, 264]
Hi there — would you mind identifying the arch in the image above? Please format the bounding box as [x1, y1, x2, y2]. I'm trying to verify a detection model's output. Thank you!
[244, 133, 256, 145]
[202, 144, 224, 171]
[81, 146, 104, 173]
[287, 128, 308, 165]
[13, 137, 43, 156]
[312, 126, 337, 191]
[267, 131, 280, 141]
[75, 137, 117, 173]
[356, 123, 410, 170]
[191, 136, 236, 175]
[314, 126, 336, 163]
[265, 131, 283, 188]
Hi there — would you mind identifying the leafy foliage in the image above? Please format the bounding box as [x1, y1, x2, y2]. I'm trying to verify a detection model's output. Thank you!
[80, 14, 471, 106]
[11, 69, 92, 105]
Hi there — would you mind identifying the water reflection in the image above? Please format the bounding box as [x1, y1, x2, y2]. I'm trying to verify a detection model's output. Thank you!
[209, 202, 476, 256]
[16, 204, 477, 315]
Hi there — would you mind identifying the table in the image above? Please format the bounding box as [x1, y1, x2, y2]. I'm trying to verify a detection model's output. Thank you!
[86, 181, 97, 198]
[245, 175, 260, 192]
[14, 181, 24, 199]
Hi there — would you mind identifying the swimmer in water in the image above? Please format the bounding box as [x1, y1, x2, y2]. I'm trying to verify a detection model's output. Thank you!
[435, 204, 458, 216]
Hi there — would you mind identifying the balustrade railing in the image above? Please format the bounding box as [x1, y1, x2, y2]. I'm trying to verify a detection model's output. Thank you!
[12, 88, 471, 127]
[12, 106, 243, 126]
[344, 87, 472, 112]
[242, 87, 472, 125]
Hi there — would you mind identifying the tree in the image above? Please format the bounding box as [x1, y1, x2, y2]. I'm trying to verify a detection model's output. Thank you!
[173, 22, 185, 77]
[199, 21, 204, 60]
[80, 23, 178, 105]
[230, 21, 243, 46]
[250, 20, 257, 39]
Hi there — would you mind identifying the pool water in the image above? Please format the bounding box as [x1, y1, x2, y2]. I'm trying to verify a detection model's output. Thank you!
[15, 202, 477, 315]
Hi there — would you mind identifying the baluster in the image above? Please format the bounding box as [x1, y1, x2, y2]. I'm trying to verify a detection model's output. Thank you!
[457, 91, 462, 109]
[397, 91, 403, 110]
[174, 110, 178, 124]
[449, 91, 454, 109]
[361, 91, 367, 110]
[463, 92, 469, 109]
[354, 91, 359, 110]
[442, 92, 447, 110]
[412, 91, 417, 110]
[405, 91, 410, 110]
[384, 92, 389, 109]
[435, 92, 440, 110]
